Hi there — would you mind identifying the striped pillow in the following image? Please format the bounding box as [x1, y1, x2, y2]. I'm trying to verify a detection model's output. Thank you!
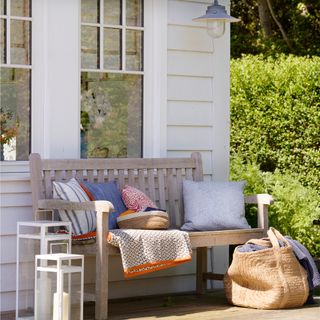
[53, 178, 96, 235]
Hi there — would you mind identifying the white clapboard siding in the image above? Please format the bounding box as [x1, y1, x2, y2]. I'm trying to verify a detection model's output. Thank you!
[167, 76, 213, 102]
[0, 207, 33, 235]
[0, 235, 17, 264]
[168, 0, 211, 27]
[168, 51, 214, 77]
[168, 25, 212, 52]
[167, 101, 213, 126]
[167, 126, 213, 150]
[0, 171, 34, 313]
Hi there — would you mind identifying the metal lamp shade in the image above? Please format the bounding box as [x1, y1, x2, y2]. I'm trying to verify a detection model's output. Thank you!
[193, 0, 240, 38]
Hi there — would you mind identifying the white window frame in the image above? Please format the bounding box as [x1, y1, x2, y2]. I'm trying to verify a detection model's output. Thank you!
[1, 0, 167, 173]
[80, 0, 167, 158]
[0, 0, 32, 172]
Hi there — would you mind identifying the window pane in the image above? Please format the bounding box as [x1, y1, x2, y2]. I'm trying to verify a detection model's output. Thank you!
[81, 0, 99, 23]
[11, 0, 31, 17]
[0, 18, 5, 64]
[126, 0, 143, 27]
[11, 20, 31, 65]
[0, 0, 6, 15]
[81, 26, 99, 69]
[81, 72, 142, 158]
[126, 30, 142, 71]
[0, 68, 31, 161]
[104, 28, 121, 70]
[104, 0, 121, 25]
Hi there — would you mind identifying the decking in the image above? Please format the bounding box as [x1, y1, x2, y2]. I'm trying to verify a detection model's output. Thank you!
[1, 290, 319, 319]
[82, 290, 320, 320]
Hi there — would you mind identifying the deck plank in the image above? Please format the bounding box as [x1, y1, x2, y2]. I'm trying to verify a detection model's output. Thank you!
[85, 290, 320, 320]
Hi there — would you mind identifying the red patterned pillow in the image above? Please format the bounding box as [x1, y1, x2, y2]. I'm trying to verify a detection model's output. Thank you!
[121, 185, 156, 211]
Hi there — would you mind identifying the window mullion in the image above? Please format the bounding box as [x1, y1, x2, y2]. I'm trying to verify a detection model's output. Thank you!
[122, 0, 126, 71]
[99, 0, 104, 70]
[6, 0, 11, 64]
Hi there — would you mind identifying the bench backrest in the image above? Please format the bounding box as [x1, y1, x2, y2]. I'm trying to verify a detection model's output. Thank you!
[29, 153, 203, 228]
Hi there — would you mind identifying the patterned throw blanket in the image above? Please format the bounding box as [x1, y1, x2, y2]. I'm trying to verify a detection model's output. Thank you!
[107, 229, 192, 278]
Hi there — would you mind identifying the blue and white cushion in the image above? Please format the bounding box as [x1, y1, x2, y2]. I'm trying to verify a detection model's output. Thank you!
[53, 178, 96, 235]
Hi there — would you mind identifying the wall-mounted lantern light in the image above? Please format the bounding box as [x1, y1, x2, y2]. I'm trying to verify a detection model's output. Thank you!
[193, 0, 240, 39]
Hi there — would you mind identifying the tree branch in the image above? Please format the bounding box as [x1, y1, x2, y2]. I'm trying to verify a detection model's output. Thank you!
[266, 0, 294, 51]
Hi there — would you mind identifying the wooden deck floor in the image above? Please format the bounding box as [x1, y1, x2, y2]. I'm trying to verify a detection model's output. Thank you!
[84, 290, 320, 320]
[2, 290, 318, 319]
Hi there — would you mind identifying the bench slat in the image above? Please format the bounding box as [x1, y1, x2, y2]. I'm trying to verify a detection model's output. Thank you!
[189, 228, 265, 248]
[158, 169, 166, 210]
[41, 158, 197, 170]
[147, 169, 156, 202]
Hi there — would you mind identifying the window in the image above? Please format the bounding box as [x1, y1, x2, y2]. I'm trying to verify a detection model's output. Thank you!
[0, 0, 31, 161]
[80, 0, 143, 158]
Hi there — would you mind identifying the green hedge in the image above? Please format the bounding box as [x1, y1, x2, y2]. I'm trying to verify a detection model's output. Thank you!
[230, 54, 320, 193]
[230, 55, 320, 256]
[230, 156, 320, 257]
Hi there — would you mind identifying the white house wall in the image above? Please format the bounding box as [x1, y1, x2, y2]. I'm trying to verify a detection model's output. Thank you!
[0, 0, 232, 313]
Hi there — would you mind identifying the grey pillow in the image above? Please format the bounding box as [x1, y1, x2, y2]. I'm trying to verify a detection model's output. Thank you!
[181, 180, 251, 231]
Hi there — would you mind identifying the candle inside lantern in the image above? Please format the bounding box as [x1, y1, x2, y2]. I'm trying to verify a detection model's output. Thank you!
[53, 291, 70, 320]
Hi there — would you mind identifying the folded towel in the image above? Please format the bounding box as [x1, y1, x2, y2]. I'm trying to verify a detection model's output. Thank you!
[107, 229, 192, 278]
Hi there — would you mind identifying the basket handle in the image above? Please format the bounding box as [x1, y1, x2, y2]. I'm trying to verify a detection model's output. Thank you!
[267, 227, 290, 249]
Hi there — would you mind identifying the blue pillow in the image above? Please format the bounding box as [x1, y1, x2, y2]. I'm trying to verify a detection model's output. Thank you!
[81, 181, 127, 229]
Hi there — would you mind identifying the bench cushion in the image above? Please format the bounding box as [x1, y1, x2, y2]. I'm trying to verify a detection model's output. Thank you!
[121, 185, 156, 211]
[53, 178, 96, 235]
[181, 180, 250, 231]
[81, 181, 127, 229]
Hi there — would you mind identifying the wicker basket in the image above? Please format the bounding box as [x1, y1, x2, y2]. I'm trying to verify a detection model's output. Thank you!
[117, 211, 169, 229]
[224, 227, 309, 309]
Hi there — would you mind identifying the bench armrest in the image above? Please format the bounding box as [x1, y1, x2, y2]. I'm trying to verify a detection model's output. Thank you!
[244, 194, 274, 235]
[38, 199, 114, 213]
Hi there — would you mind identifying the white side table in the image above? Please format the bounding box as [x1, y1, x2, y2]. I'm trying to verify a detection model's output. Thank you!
[34, 253, 84, 320]
[16, 220, 72, 320]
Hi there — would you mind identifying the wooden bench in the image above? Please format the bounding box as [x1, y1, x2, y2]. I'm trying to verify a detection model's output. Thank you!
[29, 152, 273, 320]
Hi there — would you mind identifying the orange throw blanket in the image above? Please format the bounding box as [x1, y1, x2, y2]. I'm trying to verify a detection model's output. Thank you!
[107, 229, 192, 278]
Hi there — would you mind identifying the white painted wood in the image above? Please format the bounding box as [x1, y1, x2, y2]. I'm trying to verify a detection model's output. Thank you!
[108, 274, 196, 299]
[44, 0, 81, 158]
[0, 180, 31, 193]
[211, 17, 230, 182]
[0, 193, 32, 208]
[0, 235, 17, 264]
[144, 0, 168, 157]
[168, 0, 210, 27]
[168, 50, 214, 77]
[0, 207, 33, 235]
[168, 76, 213, 101]
[167, 101, 213, 126]
[31, 0, 46, 156]
[0, 161, 29, 174]
[167, 126, 213, 150]
[168, 25, 211, 52]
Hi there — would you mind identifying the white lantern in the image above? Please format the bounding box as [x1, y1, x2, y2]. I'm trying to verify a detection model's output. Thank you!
[16, 219, 71, 319]
[35, 253, 84, 320]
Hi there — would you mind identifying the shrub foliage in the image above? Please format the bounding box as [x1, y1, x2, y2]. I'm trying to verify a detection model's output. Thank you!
[230, 54, 320, 192]
[231, 156, 320, 257]
[230, 55, 320, 256]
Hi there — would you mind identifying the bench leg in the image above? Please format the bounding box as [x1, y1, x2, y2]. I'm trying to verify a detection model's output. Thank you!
[95, 255, 108, 319]
[196, 247, 207, 295]
[95, 210, 109, 320]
